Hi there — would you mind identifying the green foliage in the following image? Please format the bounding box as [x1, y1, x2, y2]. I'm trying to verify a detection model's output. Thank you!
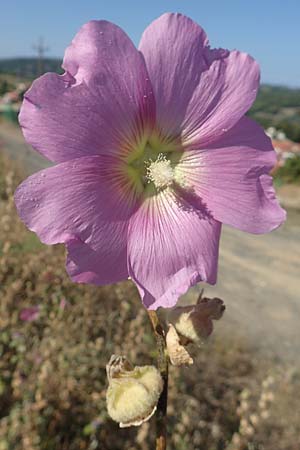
[249, 85, 300, 142]
[276, 120, 300, 142]
[275, 155, 300, 184]
[250, 85, 300, 113]
[0, 80, 14, 96]
[0, 58, 63, 79]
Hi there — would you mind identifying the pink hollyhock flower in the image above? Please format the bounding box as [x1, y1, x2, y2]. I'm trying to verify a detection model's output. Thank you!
[15, 14, 285, 309]
[20, 306, 40, 322]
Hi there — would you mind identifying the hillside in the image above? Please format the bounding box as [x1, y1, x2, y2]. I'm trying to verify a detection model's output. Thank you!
[1, 59, 300, 140]
[248, 84, 300, 141]
[0, 57, 62, 79]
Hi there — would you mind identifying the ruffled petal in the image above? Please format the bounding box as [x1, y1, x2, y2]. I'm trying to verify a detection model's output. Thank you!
[178, 117, 286, 233]
[20, 20, 155, 163]
[15, 155, 139, 283]
[127, 189, 221, 309]
[139, 13, 259, 146]
[139, 13, 208, 141]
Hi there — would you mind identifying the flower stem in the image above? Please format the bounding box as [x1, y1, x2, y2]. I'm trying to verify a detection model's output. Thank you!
[147, 310, 168, 450]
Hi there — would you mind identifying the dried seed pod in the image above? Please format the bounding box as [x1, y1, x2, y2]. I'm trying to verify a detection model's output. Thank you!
[106, 355, 163, 428]
[166, 324, 193, 366]
[168, 296, 225, 345]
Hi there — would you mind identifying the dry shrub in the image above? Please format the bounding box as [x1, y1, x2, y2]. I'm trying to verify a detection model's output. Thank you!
[0, 152, 299, 450]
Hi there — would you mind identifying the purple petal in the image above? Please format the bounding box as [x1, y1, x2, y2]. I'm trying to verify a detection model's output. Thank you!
[20, 21, 155, 163]
[15, 156, 139, 284]
[139, 13, 208, 140]
[178, 117, 286, 233]
[127, 190, 221, 309]
[20, 306, 40, 322]
[139, 13, 259, 145]
[181, 50, 260, 147]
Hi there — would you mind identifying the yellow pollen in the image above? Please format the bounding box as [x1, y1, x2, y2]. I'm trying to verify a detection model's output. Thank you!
[146, 154, 174, 189]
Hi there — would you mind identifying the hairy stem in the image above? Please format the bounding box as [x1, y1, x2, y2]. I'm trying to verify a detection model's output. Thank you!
[147, 310, 168, 450]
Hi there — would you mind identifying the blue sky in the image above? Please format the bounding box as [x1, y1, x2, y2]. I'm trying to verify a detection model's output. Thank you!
[1, 0, 300, 86]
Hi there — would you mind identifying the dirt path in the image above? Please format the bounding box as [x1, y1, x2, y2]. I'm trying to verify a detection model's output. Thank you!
[191, 211, 300, 364]
[1, 120, 300, 364]
[0, 119, 51, 173]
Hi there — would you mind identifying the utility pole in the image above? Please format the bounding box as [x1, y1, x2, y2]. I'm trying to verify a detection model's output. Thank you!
[33, 37, 49, 76]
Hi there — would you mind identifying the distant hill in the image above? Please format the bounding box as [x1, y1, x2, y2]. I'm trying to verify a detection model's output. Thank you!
[250, 84, 300, 114]
[248, 85, 300, 142]
[1, 59, 300, 140]
[0, 58, 63, 79]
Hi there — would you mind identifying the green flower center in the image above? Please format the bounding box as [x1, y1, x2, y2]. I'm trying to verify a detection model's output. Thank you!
[126, 135, 183, 196]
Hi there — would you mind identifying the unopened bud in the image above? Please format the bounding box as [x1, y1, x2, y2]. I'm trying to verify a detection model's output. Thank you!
[168, 296, 225, 345]
[106, 355, 163, 428]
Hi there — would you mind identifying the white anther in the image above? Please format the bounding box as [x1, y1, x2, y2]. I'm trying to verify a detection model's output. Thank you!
[146, 153, 174, 189]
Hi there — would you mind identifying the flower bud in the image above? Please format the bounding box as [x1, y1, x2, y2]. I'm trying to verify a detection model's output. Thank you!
[168, 296, 225, 345]
[106, 355, 163, 428]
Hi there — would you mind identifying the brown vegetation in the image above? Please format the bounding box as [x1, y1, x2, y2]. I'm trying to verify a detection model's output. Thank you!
[0, 153, 299, 450]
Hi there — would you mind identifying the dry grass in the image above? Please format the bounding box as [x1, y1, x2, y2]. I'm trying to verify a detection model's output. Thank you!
[0, 152, 300, 450]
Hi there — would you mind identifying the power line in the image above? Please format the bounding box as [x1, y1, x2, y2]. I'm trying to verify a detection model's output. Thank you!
[32, 37, 49, 76]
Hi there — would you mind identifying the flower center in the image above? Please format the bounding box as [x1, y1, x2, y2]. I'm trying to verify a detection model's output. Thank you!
[125, 135, 183, 196]
[145, 154, 174, 190]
